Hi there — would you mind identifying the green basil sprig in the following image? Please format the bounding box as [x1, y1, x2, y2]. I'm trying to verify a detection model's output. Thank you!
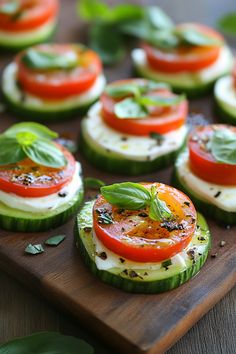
[0, 122, 67, 168]
[210, 129, 236, 165]
[101, 182, 172, 222]
[105, 81, 185, 119]
[22, 49, 78, 70]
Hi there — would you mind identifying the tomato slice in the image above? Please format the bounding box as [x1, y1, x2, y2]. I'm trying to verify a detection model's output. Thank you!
[189, 125, 236, 185]
[93, 183, 196, 262]
[16, 44, 102, 99]
[101, 79, 188, 136]
[143, 23, 223, 73]
[0, 0, 58, 32]
[0, 145, 76, 198]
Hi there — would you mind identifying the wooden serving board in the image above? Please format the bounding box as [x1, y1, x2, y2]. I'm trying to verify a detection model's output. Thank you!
[0, 1, 235, 354]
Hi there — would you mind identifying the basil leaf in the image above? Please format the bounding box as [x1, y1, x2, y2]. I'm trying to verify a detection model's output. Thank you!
[211, 129, 236, 165]
[23, 140, 67, 168]
[0, 0, 19, 15]
[101, 182, 151, 210]
[109, 4, 144, 23]
[77, 0, 111, 21]
[16, 131, 38, 146]
[142, 81, 170, 92]
[25, 244, 44, 255]
[149, 196, 172, 222]
[119, 19, 151, 39]
[89, 23, 125, 65]
[176, 28, 222, 46]
[22, 49, 78, 70]
[146, 6, 174, 30]
[0, 136, 26, 165]
[84, 177, 105, 189]
[45, 235, 66, 246]
[5, 122, 58, 140]
[148, 29, 180, 49]
[218, 12, 236, 36]
[0, 331, 94, 354]
[114, 98, 148, 119]
[138, 94, 185, 107]
[105, 83, 141, 98]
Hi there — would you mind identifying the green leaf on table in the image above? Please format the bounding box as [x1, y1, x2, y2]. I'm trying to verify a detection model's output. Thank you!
[101, 182, 151, 210]
[89, 23, 125, 65]
[45, 235, 66, 246]
[22, 49, 78, 70]
[25, 244, 44, 255]
[0, 331, 94, 354]
[0, 136, 26, 165]
[146, 6, 174, 30]
[210, 129, 236, 165]
[176, 28, 222, 46]
[5, 122, 58, 140]
[84, 177, 105, 190]
[0, 0, 20, 15]
[114, 98, 148, 119]
[217, 12, 236, 36]
[138, 93, 185, 107]
[23, 140, 67, 168]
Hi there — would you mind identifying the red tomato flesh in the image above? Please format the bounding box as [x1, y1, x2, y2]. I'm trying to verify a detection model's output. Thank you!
[0, 145, 76, 198]
[16, 44, 102, 100]
[189, 125, 236, 185]
[101, 79, 188, 136]
[143, 23, 223, 73]
[93, 183, 196, 262]
[0, 0, 58, 32]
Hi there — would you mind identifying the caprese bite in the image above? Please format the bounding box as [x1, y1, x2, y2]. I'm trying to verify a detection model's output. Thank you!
[75, 182, 211, 293]
[80, 79, 188, 175]
[0, 0, 58, 51]
[132, 23, 233, 97]
[173, 124, 236, 225]
[2, 43, 106, 120]
[0, 122, 83, 232]
[214, 63, 236, 124]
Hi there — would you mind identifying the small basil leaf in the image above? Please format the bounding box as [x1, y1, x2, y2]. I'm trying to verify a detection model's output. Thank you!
[0, 331, 94, 354]
[0, 0, 19, 15]
[211, 129, 236, 165]
[5, 122, 58, 140]
[22, 49, 78, 70]
[25, 244, 44, 255]
[45, 235, 66, 246]
[114, 98, 148, 119]
[0, 136, 26, 165]
[23, 140, 67, 168]
[217, 12, 236, 36]
[149, 196, 172, 222]
[119, 19, 151, 39]
[105, 83, 141, 98]
[146, 6, 174, 30]
[101, 182, 151, 210]
[77, 0, 111, 21]
[138, 94, 185, 107]
[148, 29, 180, 49]
[84, 177, 105, 189]
[176, 28, 222, 46]
[89, 23, 125, 65]
[109, 3, 144, 23]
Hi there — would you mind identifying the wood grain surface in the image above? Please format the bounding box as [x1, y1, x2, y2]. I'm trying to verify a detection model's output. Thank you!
[0, 1, 236, 354]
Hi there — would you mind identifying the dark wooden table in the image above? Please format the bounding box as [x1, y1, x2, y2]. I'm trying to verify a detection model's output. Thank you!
[0, 1, 236, 353]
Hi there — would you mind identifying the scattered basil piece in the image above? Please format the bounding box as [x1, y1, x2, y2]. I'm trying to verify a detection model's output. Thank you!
[45, 235, 66, 246]
[0, 136, 26, 165]
[84, 177, 105, 189]
[101, 182, 151, 210]
[217, 12, 236, 36]
[25, 244, 44, 255]
[115, 98, 148, 119]
[0, 331, 94, 354]
[0, 0, 19, 15]
[22, 49, 78, 70]
[5, 122, 58, 140]
[210, 129, 236, 165]
[146, 6, 174, 30]
[176, 28, 222, 46]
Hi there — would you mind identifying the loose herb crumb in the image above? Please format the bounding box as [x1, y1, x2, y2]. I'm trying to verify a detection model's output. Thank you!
[45, 235, 66, 246]
[25, 244, 44, 255]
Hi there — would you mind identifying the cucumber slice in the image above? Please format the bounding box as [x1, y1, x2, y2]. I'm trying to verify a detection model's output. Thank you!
[75, 201, 211, 294]
[214, 76, 236, 125]
[0, 186, 84, 232]
[173, 151, 236, 225]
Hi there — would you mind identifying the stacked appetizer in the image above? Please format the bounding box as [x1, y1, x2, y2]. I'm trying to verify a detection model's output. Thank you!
[132, 23, 233, 97]
[0, 0, 58, 51]
[214, 64, 236, 124]
[174, 124, 236, 225]
[2, 43, 106, 120]
[0, 122, 83, 232]
[75, 182, 211, 293]
[81, 79, 188, 175]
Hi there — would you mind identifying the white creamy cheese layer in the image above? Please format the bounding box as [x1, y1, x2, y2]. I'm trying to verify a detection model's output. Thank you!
[92, 228, 206, 271]
[176, 150, 236, 212]
[132, 46, 233, 88]
[82, 102, 187, 161]
[214, 75, 236, 116]
[0, 162, 82, 213]
[0, 18, 56, 45]
[2, 63, 106, 111]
